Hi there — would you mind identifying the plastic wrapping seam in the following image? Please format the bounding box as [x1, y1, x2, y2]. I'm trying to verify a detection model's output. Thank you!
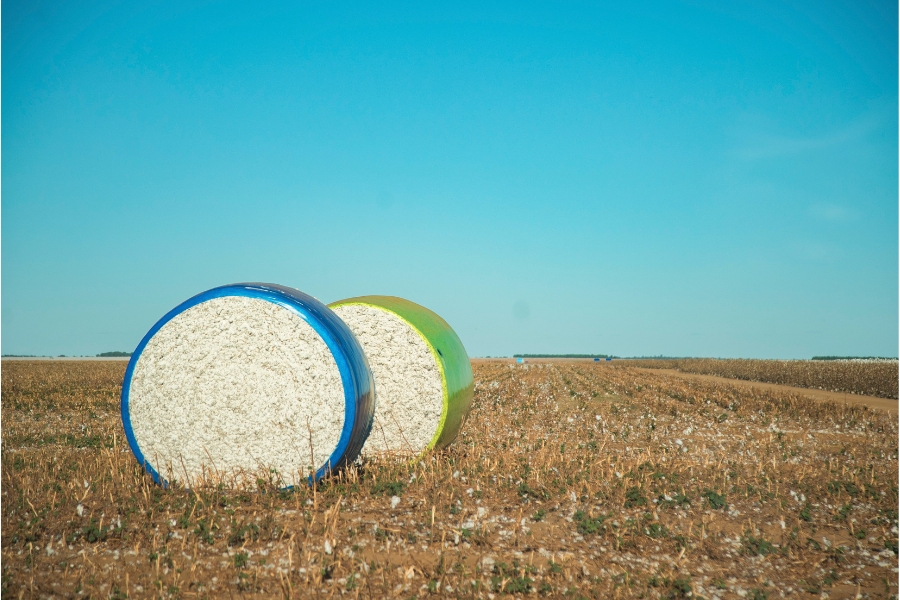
[121, 283, 375, 487]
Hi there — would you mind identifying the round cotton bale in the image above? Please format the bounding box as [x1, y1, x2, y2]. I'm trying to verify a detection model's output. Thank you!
[121, 283, 374, 487]
[328, 296, 474, 458]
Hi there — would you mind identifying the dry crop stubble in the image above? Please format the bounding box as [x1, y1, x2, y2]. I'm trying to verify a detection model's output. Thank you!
[1, 360, 897, 599]
[622, 358, 899, 400]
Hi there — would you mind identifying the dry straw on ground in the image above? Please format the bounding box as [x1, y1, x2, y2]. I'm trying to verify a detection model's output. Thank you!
[2, 360, 898, 599]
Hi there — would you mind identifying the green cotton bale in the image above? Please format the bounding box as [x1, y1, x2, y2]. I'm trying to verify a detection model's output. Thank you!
[329, 296, 474, 458]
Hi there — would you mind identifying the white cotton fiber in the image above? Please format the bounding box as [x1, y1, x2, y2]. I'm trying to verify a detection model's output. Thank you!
[331, 304, 443, 457]
[127, 296, 345, 486]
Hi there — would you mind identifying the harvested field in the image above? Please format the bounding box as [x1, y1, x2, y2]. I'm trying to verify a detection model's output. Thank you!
[2, 360, 898, 599]
[621, 367, 897, 415]
[619, 359, 899, 400]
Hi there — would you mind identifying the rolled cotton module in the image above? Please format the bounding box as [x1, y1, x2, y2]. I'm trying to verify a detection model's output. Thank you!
[121, 283, 374, 487]
[329, 296, 474, 457]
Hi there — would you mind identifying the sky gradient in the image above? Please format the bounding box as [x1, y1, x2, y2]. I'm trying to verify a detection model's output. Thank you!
[3, 1, 898, 358]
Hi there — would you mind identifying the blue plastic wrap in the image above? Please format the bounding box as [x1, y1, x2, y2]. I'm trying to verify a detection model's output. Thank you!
[121, 283, 375, 486]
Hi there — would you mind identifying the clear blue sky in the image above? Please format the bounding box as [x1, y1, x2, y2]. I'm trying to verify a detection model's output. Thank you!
[3, 1, 897, 358]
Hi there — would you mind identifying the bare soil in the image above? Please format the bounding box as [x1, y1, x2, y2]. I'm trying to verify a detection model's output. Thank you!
[627, 368, 898, 415]
[2, 360, 898, 599]
[615, 359, 898, 400]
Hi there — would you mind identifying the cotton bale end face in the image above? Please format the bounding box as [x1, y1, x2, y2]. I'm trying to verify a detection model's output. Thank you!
[329, 296, 474, 458]
[121, 283, 374, 487]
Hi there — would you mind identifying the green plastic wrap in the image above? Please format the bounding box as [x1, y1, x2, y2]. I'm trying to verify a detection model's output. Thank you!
[328, 296, 474, 452]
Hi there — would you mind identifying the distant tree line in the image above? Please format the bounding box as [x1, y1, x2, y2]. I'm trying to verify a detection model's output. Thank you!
[811, 356, 897, 361]
[620, 356, 693, 360]
[513, 354, 615, 359]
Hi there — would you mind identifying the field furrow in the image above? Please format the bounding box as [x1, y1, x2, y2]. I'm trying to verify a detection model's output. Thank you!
[2, 360, 897, 599]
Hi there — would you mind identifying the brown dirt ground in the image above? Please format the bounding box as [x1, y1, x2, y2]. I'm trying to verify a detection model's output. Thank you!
[2, 360, 898, 599]
[475, 359, 898, 413]
[627, 368, 898, 415]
